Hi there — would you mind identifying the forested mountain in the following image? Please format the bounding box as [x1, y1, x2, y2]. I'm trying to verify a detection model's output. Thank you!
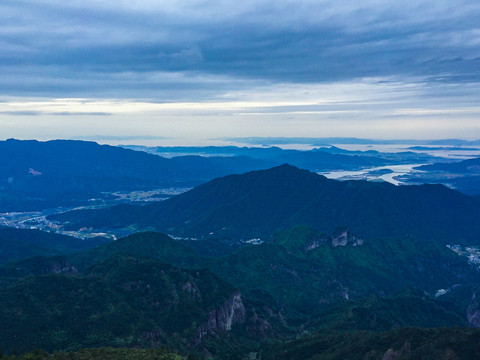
[0, 254, 268, 357]
[1, 139, 415, 212]
[0, 227, 107, 264]
[261, 327, 480, 360]
[0, 139, 274, 211]
[50, 164, 480, 244]
[402, 157, 480, 195]
[1, 229, 480, 358]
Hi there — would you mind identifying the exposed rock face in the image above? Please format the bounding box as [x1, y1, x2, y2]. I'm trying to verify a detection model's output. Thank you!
[195, 290, 247, 344]
[247, 312, 273, 338]
[382, 342, 411, 360]
[304, 235, 330, 252]
[331, 227, 363, 247]
[182, 281, 201, 301]
[39, 260, 79, 275]
[467, 289, 480, 327]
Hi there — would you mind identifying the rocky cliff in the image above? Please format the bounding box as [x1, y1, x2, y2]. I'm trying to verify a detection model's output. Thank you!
[331, 227, 364, 247]
[195, 290, 247, 344]
[467, 288, 480, 327]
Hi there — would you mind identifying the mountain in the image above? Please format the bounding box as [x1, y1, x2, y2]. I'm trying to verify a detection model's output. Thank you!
[7, 348, 184, 360]
[261, 327, 480, 360]
[0, 227, 108, 264]
[4, 230, 476, 327]
[1, 230, 479, 357]
[308, 289, 467, 331]
[400, 157, 480, 195]
[3, 139, 425, 213]
[50, 164, 480, 244]
[0, 139, 274, 211]
[206, 227, 477, 323]
[125, 144, 443, 168]
[417, 157, 480, 173]
[0, 254, 269, 357]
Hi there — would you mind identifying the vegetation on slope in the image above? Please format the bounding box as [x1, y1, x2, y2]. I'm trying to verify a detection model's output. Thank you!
[261, 327, 480, 360]
[0, 227, 108, 264]
[50, 164, 480, 244]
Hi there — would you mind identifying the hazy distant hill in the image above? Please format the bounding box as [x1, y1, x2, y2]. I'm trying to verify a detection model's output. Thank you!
[51, 164, 480, 244]
[417, 157, 480, 173]
[1, 139, 414, 213]
[0, 139, 275, 211]
[125, 144, 440, 167]
[401, 157, 480, 195]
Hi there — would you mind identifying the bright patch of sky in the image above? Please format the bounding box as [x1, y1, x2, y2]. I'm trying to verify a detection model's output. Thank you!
[0, 0, 479, 144]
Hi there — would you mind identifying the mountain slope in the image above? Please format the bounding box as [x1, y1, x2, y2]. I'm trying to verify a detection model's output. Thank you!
[0, 227, 108, 264]
[51, 164, 480, 244]
[207, 228, 477, 322]
[0, 254, 257, 357]
[0, 139, 274, 211]
[417, 157, 480, 173]
[4, 229, 476, 326]
[1, 229, 478, 357]
[261, 327, 480, 360]
[403, 157, 480, 195]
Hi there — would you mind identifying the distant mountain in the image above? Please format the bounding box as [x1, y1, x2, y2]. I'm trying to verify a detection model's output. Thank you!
[0, 227, 107, 264]
[417, 157, 480, 173]
[0, 139, 275, 211]
[223, 136, 480, 146]
[50, 164, 480, 244]
[125, 144, 442, 168]
[1, 139, 411, 213]
[401, 157, 480, 195]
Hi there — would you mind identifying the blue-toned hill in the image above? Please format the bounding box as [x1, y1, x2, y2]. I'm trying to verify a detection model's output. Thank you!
[51, 164, 480, 244]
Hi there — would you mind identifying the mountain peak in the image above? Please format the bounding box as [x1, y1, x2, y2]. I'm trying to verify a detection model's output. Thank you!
[51, 164, 480, 244]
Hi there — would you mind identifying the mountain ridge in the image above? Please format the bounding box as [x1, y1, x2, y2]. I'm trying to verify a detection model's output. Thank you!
[50, 164, 480, 244]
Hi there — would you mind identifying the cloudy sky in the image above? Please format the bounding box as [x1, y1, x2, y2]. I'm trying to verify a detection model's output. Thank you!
[1, 0, 479, 144]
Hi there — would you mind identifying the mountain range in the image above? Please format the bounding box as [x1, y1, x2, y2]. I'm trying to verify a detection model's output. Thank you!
[3, 140, 480, 359]
[50, 164, 480, 244]
[401, 157, 480, 195]
[1, 139, 452, 212]
[1, 229, 479, 358]
[0, 139, 274, 211]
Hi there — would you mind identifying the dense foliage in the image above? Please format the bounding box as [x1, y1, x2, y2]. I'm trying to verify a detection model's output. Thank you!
[50, 164, 480, 244]
[261, 327, 480, 360]
[1, 229, 478, 359]
[0, 227, 108, 264]
[0, 254, 240, 355]
[0, 347, 186, 360]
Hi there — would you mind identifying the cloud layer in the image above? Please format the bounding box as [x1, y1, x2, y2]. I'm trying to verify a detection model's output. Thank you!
[0, 0, 479, 141]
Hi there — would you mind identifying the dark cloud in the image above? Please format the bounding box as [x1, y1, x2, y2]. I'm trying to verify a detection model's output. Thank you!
[0, 0, 479, 99]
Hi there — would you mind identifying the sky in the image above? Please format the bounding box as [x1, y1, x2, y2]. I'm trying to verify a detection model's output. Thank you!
[0, 0, 479, 145]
